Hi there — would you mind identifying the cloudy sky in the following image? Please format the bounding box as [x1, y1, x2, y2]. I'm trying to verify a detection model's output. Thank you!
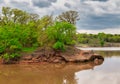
[0, 0, 120, 34]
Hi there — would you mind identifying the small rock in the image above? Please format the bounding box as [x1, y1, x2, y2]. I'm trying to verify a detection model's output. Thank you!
[53, 59, 61, 63]
[22, 55, 32, 60]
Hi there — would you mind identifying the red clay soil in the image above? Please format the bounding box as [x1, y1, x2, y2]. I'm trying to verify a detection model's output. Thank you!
[0, 47, 104, 64]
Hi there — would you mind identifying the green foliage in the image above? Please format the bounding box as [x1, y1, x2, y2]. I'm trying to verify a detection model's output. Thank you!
[36, 15, 54, 47]
[0, 7, 79, 62]
[56, 10, 80, 24]
[1, 6, 120, 62]
[0, 23, 38, 51]
[47, 22, 76, 44]
[100, 40, 105, 47]
[2, 53, 20, 61]
[22, 47, 37, 52]
[46, 22, 76, 50]
[0, 7, 39, 25]
[2, 53, 9, 61]
[0, 22, 38, 61]
[98, 33, 105, 46]
[77, 33, 120, 47]
[53, 41, 65, 51]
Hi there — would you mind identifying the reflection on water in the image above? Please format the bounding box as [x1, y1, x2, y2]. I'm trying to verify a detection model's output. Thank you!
[96, 51, 120, 57]
[0, 61, 103, 84]
[79, 47, 120, 51]
[0, 51, 120, 84]
[75, 51, 120, 84]
[76, 56, 120, 84]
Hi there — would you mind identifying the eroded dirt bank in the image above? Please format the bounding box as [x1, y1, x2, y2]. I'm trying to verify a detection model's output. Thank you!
[0, 47, 104, 64]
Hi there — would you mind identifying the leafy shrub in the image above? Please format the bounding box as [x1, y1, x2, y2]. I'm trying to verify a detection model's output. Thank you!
[47, 22, 76, 50]
[2, 53, 20, 62]
[53, 41, 65, 51]
[0, 23, 38, 60]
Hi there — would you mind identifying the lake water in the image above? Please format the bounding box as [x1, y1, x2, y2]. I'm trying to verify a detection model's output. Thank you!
[78, 47, 120, 51]
[0, 48, 120, 84]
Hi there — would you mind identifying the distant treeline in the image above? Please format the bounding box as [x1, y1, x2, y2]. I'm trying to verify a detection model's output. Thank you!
[77, 33, 120, 47]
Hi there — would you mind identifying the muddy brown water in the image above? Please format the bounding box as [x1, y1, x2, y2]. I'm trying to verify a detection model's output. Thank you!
[0, 50, 120, 84]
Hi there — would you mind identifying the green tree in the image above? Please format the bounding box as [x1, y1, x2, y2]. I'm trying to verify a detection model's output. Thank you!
[1, 7, 12, 24]
[46, 22, 76, 50]
[36, 15, 54, 47]
[0, 7, 80, 62]
[98, 33, 105, 47]
[0, 7, 38, 25]
[56, 10, 80, 25]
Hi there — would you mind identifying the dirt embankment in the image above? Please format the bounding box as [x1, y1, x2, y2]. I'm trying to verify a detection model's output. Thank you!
[0, 47, 104, 64]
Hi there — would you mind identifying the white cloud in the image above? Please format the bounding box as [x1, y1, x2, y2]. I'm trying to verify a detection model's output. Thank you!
[77, 27, 120, 34]
[0, 0, 120, 34]
[82, 0, 120, 15]
[75, 57, 120, 84]
[76, 70, 120, 84]
[1, 0, 120, 16]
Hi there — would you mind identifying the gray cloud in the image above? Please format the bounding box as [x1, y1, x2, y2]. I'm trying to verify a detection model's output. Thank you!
[0, 0, 4, 3]
[9, 1, 34, 12]
[32, 0, 57, 8]
[74, 0, 120, 31]
[0, 0, 120, 34]
[64, 3, 71, 8]
[91, 0, 108, 2]
[78, 14, 120, 30]
[10, 1, 30, 8]
[0, 0, 5, 13]
[82, 0, 108, 2]
[48, 0, 56, 2]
